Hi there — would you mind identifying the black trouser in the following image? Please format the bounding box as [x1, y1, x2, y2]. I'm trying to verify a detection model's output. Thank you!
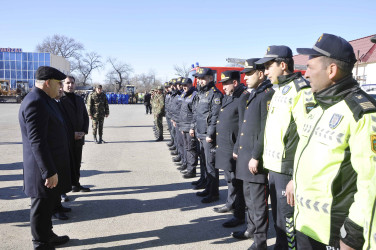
[31, 192, 60, 249]
[244, 181, 269, 249]
[71, 143, 83, 187]
[296, 231, 339, 250]
[223, 171, 245, 220]
[174, 125, 184, 159]
[199, 138, 219, 196]
[269, 171, 295, 250]
[182, 131, 198, 173]
[145, 104, 152, 114]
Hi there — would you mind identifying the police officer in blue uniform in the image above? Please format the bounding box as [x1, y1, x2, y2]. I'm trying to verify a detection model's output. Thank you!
[178, 78, 198, 178]
[191, 67, 223, 203]
[213, 70, 248, 227]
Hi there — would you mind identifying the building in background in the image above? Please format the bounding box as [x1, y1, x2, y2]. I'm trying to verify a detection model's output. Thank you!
[0, 48, 70, 89]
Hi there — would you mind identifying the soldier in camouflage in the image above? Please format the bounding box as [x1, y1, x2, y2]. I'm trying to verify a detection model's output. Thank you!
[87, 85, 109, 144]
[153, 86, 165, 141]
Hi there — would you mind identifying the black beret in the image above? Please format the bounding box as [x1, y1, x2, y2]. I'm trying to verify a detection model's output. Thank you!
[35, 66, 66, 81]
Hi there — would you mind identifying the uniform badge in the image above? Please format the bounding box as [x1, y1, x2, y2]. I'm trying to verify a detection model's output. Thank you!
[282, 85, 291, 95]
[371, 135, 376, 153]
[214, 98, 220, 105]
[267, 100, 271, 111]
[305, 102, 315, 113]
[329, 113, 343, 129]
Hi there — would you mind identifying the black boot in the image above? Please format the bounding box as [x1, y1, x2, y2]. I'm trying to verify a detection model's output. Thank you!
[98, 136, 103, 144]
[93, 135, 98, 144]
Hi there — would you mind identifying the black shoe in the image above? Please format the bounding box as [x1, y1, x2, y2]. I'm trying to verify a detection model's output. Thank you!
[156, 137, 164, 141]
[48, 234, 70, 246]
[72, 185, 91, 192]
[248, 242, 267, 250]
[196, 190, 209, 197]
[231, 230, 253, 240]
[193, 182, 206, 190]
[61, 194, 69, 202]
[183, 172, 196, 179]
[177, 164, 187, 171]
[53, 212, 69, 220]
[201, 195, 219, 203]
[180, 169, 188, 174]
[93, 135, 98, 144]
[222, 217, 245, 228]
[213, 205, 233, 213]
[170, 150, 178, 156]
[169, 145, 176, 150]
[58, 205, 72, 213]
[167, 141, 174, 147]
[172, 156, 181, 162]
[191, 179, 202, 185]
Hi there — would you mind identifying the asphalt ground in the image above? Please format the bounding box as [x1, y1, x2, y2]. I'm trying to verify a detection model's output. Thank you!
[0, 103, 276, 249]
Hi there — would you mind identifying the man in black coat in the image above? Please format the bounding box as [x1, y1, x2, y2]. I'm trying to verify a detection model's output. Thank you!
[60, 75, 90, 193]
[191, 67, 223, 203]
[231, 59, 275, 250]
[144, 92, 152, 114]
[19, 66, 71, 249]
[214, 70, 248, 227]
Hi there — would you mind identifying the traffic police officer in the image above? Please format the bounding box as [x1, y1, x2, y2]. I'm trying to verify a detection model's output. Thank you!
[178, 78, 198, 178]
[256, 45, 314, 250]
[231, 59, 274, 250]
[363, 33, 376, 250]
[213, 70, 247, 227]
[191, 67, 223, 203]
[293, 33, 376, 250]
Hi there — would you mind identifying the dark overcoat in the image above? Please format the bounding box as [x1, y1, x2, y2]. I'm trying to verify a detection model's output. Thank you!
[215, 84, 248, 171]
[234, 80, 274, 183]
[19, 87, 72, 198]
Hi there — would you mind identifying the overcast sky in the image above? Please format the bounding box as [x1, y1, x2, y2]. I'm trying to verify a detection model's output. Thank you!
[2, 0, 375, 84]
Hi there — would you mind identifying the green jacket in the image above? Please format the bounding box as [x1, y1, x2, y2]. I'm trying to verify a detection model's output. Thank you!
[293, 76, 376, 249]
[263, 73, 314, 175]
[87, 92, 109, 119]
[153, 93, 165, 116]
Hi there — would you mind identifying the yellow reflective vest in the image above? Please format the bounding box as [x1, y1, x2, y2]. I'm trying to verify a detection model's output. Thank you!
[263, 73, 314, 175]
[294, 76, 376, 248]
[364, 173, 376, 250]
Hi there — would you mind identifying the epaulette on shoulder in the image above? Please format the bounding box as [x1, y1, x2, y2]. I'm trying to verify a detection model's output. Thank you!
[293, 76, 310, 92]
[345, 89, 376, 122]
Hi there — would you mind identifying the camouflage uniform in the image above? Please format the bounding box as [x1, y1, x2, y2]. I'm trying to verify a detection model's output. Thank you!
[87, 91, 109, 143]
[153, 90, 165, 141]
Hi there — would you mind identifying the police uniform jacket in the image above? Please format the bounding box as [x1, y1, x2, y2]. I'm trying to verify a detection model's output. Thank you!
[179, 87, 197, 132]
[167, 90, 180, 119]
[164, 92, 172, 118]
[234, 80, 274, 183]
[263, 72, 314, 176]
[293, 75, 376, 248]
[191, 81, 223, 139]
[215, 84, 247, 172]
[19, 88, 72, 198]
[171, 90, 185, 123]
[60, 92, 89, 146]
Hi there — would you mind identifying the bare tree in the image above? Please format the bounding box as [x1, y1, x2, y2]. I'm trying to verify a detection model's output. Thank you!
[36, 34, 84, 60]
[106, 58, 133, 92]
[76, 52, 103, 85]
[173, 63, 191, 77]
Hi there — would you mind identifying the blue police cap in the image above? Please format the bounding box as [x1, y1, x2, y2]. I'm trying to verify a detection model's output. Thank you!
[256, 46, 293, 65]
[219, 70, 240, 83]
[297, 33, 356, 64]
[194, 67, 214, 78]
[181, 78, 193, 85]
[241, 58, 264, 73]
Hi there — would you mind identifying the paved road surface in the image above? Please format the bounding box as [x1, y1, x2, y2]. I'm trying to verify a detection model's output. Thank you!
[0, 104, 276, 249]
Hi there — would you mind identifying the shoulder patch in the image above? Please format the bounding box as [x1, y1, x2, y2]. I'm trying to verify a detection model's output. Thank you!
[371, 135, 376, 153]
[214, 98, 221, 105]
[282, 85, 291, 95]
[293, 77, 310, 92]
[345, 89, 376, 121]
